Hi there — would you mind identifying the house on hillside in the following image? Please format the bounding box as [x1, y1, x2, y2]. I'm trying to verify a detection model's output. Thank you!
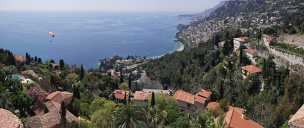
[174, 89, 210, 111]
[142, 89, 172, 96]
[46, 91, 73, 104]
[26, 91, 79, 128]
[50, 63, 60, 70]
[233, 37, 249, 52]
[14, 55, 26, 65]
[244, 48, 258, 64]
[0, 108, 24, 128]
[288, 104, 304, 128]
[133, 91, 152, 106]
[112, 90, 129, 102]
[194, 89, 212, 108]
[224, 106, 263, 128]
[174, 90, 196, 111]
[27, 86, 48, 108]
[263, 34, 275, 47]
[21, 70, 41, 81]
[241, 65, 262, 79]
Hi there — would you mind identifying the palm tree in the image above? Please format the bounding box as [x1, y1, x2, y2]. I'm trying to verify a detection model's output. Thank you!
[143, 107, 167, 128]
[91, 108, 115, 128]
[113, 104, 145, 128]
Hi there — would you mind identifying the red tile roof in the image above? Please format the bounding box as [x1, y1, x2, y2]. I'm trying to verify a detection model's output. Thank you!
[194, 95, 207, 104]
[242, 65, 262, 74]
[133, 91, 152, 101]
[225, 107, 263, 128]
[174, 90, 194, 104]
[26, 101, 79, 128]
[46, 91, 73, 105]
[0, 109, 23, 128]
[27, 86, 48, 103]
[14, 55, 26, 63]
[196, 89, 212, 99]
[113, 90, 128, 100]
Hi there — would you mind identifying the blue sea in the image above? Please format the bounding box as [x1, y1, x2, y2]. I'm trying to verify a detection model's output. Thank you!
[0, 11, 189, 68]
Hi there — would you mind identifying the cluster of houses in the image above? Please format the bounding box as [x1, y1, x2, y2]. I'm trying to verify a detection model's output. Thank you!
[1, 66, 79, 128]
[99, 55, 147, 81]
[26, 91, 79, 128]
[0, 89, 79, 128]
[178, 7, 281, 48]
[112, 88, 264, 128]
[232, 36, 263, 79]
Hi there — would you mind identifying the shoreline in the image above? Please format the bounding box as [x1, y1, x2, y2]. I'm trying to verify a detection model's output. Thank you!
[148, 41, 185, 60]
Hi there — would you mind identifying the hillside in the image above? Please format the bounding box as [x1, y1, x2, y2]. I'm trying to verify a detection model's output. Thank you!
[178, 0, 304, 48]
[146, 0, 304, 127]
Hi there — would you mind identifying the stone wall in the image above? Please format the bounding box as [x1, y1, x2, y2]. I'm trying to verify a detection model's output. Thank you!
[268, 47, 304, 66]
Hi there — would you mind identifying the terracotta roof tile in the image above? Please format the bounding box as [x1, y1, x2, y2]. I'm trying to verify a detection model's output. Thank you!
[242, 65, 262, 74]
[27, 86, 48, 103]
[14, 55, 26, 63]
[194, 95, 207, 104]
[26, 101, 79, 128]
[46, 91, 73, 104]
[174, 90, 194, 104]
[225, 107, 263, 128]
[133, 91, 151, 101]
[0, 109, 23, 128]
[196, 89, 212, 99]
[113, 90, 128, 100]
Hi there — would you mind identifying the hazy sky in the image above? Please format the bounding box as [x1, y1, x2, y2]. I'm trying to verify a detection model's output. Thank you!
[0, 0, 223, 13]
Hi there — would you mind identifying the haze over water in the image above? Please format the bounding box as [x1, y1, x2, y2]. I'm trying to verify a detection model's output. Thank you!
[0, 11, 189, 68]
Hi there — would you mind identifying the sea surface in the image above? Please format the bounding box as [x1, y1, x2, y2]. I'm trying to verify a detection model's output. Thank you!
[0, 11, 189, 68]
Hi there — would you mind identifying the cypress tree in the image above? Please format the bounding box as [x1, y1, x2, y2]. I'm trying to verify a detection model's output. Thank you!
[73, 85, 80, 99]
[38, 58, 42, 64]
[25, 53, 31, 65]
[151, 92, 155, 107]
[60, 102, 66, 128]
[80, 65, 84, 80]
[128, 72, 132, 90]
[124, 91, 127, 105]
[239, 47, 244, 66]
[120, 68, 124, 83]
[59, 59, 65, 70]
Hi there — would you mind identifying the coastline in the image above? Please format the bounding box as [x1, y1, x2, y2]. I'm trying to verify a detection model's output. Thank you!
[148, 41, 185, 60]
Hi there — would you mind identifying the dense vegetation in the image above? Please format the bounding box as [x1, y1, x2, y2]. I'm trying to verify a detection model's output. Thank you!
[0, 49, 228, 128]
[145, 27, 304, 127]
